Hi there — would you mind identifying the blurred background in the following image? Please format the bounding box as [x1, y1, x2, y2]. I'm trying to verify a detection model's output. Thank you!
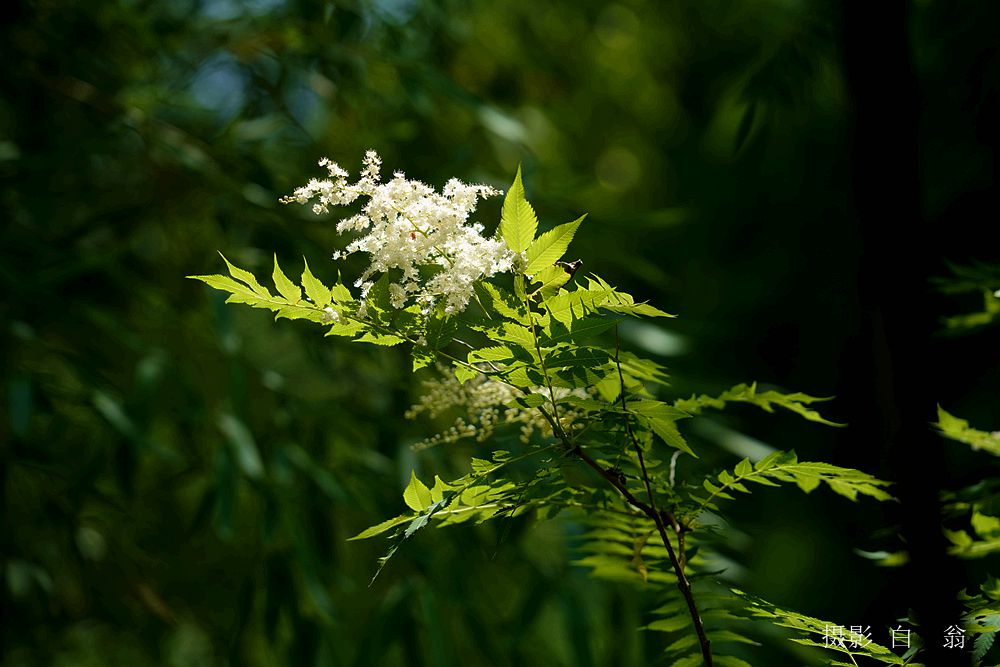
[2, 0, 999, 665]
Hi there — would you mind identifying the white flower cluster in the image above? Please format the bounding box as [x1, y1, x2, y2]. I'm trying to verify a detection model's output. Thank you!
[282, 151, 516, 315]
[405, 365, 588, 449]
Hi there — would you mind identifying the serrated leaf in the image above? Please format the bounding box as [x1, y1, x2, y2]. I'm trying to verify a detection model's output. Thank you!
[272, 255, 302, 303]
[937, 406, 1000, 456]
[695, 451, 894, 512]
[500, 165, 537, 253]
[674, 382, 842, 426]
[220, 253, 271, 297]
[511, 393, 546, 409]
[275, 305, 325, 323]
[301, 258, 331, 307]
[403, 472, 433, 512]
[348, 514, 414, 540]
[331, 282, 354, 304]
[325, 319, 366, 338]
[525, 215, 585, 274]
[973, 631, 995, 661]
[189, 274, 255, 297]
[475, 282, 527, 323]
[531, 263, 572, 295]
[411, 346, 435, 371]
[454, 363, 479, 385]
[355, 331, 406, 346]
[469, 345, 515, 363]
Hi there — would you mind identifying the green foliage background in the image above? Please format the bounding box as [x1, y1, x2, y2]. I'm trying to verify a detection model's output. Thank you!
[2, 1, 998, 665]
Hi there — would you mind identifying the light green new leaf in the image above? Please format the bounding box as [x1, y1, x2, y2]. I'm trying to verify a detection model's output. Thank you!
[454, 363, 479, 385]
[469, 345, 516, 363]
[272, 255, 302, 303]
[324, 319, 366, 338]
[301, 258, 331, 307]
[403, 471, 434, 511]
[188, 274, 260, 301]
[531, 264, 572, 297]
[937, 406, 1000, 456]
[500, 165, 537, 253]
[525, 215, 585, 274]
[220, 253, 271, 297]
[355, 331, 406, 346]
[347, 514, 414, 541]
[330, 281, 354, 304]
[275, 305, 325, 323]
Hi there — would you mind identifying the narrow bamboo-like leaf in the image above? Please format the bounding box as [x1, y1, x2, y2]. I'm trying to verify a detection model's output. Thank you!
[217, 413, 264, 480]
[525, 215, 585, 274]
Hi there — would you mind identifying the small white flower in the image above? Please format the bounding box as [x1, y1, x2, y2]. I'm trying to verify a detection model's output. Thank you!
[283, 152, 514, 314]
[321, 307, 341, 323]
[405, 365, 591, 448]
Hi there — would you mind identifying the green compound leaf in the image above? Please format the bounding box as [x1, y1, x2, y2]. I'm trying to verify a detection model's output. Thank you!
[189, 256, 290, 313]
[731, 589, 909, 665]
[674, 382, 843, 427]
[691, 451, 894, 512]
[500, 165, 537, 253]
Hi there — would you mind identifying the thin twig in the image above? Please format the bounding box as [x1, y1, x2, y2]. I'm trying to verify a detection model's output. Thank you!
[614, 325, 712, 665]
